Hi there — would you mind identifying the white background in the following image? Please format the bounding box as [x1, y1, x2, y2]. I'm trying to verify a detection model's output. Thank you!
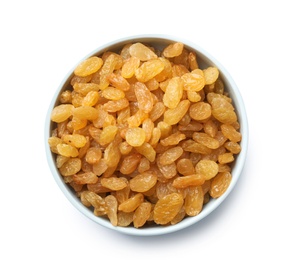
[1, 0, 283, 259]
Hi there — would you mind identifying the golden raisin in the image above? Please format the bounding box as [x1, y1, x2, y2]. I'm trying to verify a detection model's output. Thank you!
[184, 186, 204, 216]
[209, 172, 232, 198]
[129, 171, 157, 192]
[125, 127, 146, 147]
[74, 56, 103, 77]
[153, 193, 183, 225]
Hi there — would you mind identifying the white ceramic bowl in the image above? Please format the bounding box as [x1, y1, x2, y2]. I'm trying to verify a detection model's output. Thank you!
[45, 34, 248, 236]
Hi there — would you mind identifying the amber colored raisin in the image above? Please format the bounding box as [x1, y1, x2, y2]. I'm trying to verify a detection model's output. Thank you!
[63, 134, 87, 148]
[117, 212, 134, 227]
[99, 125, 118, 145]
[82, 91, 99, 107]
[135, 59, 165, 82]
[192, 132, 220, 149]
[189, 102, 212, 121]
[209, 172, 232, 198]
[163, 77, 184, 109]
[130, 171, 157, 193]
[218, 153, 234, 164]
[176, 158, 195, 175]
[101, 177, 128, 191]
[134, 82, 154, 113]
[184, 186, 203, 216]
[108, 73, 130, 91]
[51, 104, 74, 123]
[153, 193, 183, 225]
[163, 42, 184, 58]
[127, 109, 148, 127]
[203, 67, 219, 85]
[74, 56, 103, 77]
[135, 142, 156, 162]
[182, 69, 205, 92]
[181, 140, 212, 155]
[224, 141, 241, 154]
[172, 174, 205, 189]
[195, 159, 219, 180]
[85, 147, 102, 164]
[73, 171, 98, 185]
[102, 87, 125, 100]
[57, 143, 79, 157]
[103, 98, 129, 112]
[129, 43, 158, 61]
[120, 153, 142, 175]
[104, 141, 121, 168]
[121, 57, 140, 78]
[164, 100, 190, 125]
[105, 195, 118, 226]
[221, 124, 242, 142]
[125, 127, 146, 147]
[118, 193, 144, 213]
[133, 202, 152, 228]
[159, 147, 184, 165]
[161, 132, 186, 146]
[73, 106, 98, 121]
[59, 158, 81, 176]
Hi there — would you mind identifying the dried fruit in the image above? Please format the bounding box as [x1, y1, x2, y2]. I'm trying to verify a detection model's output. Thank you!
[184, 186, 204, 216]
[99, 125, 118, 145]
[173, 175, 205, 188]
[163, 42, 184, 58]
[182, 69, 205, 92]
[189, 102, 212, 121]
[203, 67, 219, 85]
[121, 57, 140, 78]
[120, 153, 142, 175]
[73, 171, 98, 185]
[176, 158, 195, 175]
[195, 160, 219, 180]
[135, 142, 156, 162]
[59, 158, 81, 176]
[221, 124, 242, 142]
[74, 56, 103, 77]
[134, 82, 154, 113]
[133, 202, 152, 228]
[160, 132, 186, 146]
[51, 104, 74, 123]
[102, 87, 125, 100]
[49, 41, 242, 228]
[125, 127, 146, 147]
[164, 100, 190, 125]
[118, 193, 144, 212]
[57, 143, 79, 157]
[73, 106, 98, 121]
[63, 134, 87, 148]
[154, 193, 183, 225]
[101, 177, 128, 191]
[209, 172, 232, 198]
[129, 42, 157, 61]
[105, 195, 118, 226]
[129, 171, 157, 192]
[192, 132, 220, 149]
[163, 77, 184, 109]
[159, 147, 184, 165]
[135, 59, 165, 82]
[103, 98, 129, 112]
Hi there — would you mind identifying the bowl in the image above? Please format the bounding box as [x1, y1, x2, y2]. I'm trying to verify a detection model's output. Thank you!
[45, 34, 248, 236]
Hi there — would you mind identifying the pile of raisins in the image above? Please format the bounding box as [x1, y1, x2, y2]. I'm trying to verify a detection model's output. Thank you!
[49, 41, 241, 228]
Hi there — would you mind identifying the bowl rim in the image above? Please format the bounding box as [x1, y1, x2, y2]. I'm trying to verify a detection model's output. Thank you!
[45, 34, 249, 236]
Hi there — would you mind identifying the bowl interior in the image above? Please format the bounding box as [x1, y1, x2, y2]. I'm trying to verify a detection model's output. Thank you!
[45, 35, 248, 236]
